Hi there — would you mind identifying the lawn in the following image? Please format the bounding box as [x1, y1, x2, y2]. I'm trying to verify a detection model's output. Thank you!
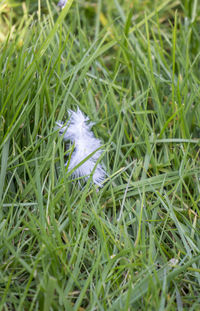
[0, 0, 200, 310]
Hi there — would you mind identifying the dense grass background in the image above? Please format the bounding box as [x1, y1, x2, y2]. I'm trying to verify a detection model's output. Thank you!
[0, 0, 200, 310]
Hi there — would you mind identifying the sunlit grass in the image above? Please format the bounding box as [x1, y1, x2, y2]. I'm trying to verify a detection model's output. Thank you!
[0, 0, 200, 310]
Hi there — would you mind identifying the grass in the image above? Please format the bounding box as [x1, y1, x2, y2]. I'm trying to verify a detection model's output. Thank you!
[0, 0, 200, 310]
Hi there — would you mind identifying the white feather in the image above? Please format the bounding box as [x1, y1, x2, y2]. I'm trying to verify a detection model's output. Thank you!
[56, 108, 106, 186]
[57, 0, 68, 9]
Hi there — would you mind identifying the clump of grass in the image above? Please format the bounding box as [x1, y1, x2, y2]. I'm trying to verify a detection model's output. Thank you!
[0, 0, 200, 310]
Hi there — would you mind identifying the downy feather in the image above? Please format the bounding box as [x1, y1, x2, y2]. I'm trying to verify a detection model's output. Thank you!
[57, 0, 68, 9]
[56, 108, 106, 186]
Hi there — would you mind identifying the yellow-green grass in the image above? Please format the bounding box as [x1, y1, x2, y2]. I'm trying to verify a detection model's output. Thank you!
[0, 0, 200, 310]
